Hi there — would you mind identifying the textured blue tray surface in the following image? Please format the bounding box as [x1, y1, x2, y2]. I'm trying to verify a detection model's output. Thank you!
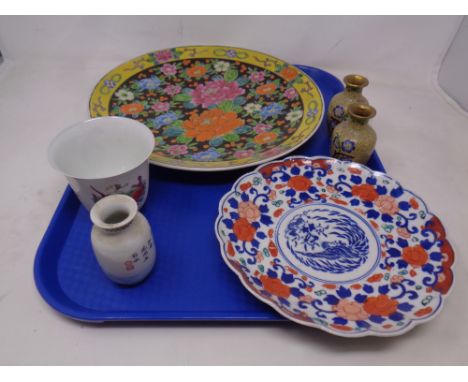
[34, 65, 386, 322]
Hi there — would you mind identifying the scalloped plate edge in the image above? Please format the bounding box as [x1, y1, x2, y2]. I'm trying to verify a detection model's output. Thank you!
[214, 155, 455, 337]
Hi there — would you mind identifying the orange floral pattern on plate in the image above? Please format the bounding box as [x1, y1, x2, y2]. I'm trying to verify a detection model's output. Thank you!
[217, 156, 454, 337]
[183, 109, 244, 142]
[108, 56, 306, 164]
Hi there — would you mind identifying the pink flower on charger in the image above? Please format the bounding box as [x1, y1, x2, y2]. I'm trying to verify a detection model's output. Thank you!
[391, 275, 404, 284]
[166, 145, 188, 156]
[155, 50, 173, 62]
[253, 123, 273, 134]
[268, 190, 277, 200]
[256, 251, 264, 263]
[249, 71, 265, 83]
[164, 84, 182, 96]
[161, 63, 177, 76]
[335, 299, 369, 321]
[284, 88, 298, 99]
[299, 295, 314, 303]
[191, 80, 245, 108]
[397, 227, 411, 239]
[151, 102, 170, 112]
[375, 195, 399, 215]
[234, 149, 255, 159]
[238, 201, 260, 222]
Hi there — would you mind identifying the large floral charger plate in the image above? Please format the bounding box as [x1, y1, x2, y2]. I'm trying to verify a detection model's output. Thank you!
[215, 156, 454, 337]
[89, 46, 323, 171]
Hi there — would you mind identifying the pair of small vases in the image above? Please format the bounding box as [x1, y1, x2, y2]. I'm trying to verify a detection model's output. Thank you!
[327, 74, 377, 164]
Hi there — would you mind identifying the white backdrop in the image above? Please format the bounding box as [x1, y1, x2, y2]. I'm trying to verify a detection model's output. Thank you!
[1, 16, 468, 365]
[0, 16, 461, 83]
[439, 16, 468, 111]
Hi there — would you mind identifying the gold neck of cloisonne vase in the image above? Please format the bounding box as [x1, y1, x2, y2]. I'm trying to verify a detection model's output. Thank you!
[347, 103, 376, 124]
[344, 74, 369, 93]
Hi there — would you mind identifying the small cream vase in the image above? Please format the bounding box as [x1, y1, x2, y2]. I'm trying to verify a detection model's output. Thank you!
[90, 194, 156, 285]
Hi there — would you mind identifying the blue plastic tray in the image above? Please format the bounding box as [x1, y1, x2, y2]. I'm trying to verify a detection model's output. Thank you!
[34, 65, 386, 322]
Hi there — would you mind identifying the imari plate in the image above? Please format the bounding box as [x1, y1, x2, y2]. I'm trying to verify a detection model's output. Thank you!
[89, 46, 323, 171]
[215, 156, 454, 337]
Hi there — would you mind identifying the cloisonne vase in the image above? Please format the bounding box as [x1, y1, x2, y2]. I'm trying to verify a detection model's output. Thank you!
[327, 74, 369, 134]
[330, 103, 377, 164]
